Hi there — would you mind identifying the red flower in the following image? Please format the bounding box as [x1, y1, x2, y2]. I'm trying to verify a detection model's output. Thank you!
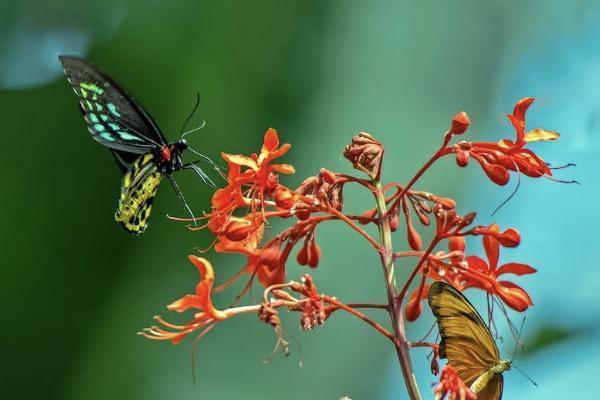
[463, 224, 536, 311]
[454, 97, 559, 185]
[433, 365, 476, 400]
[208, 128, 296, 234]
[140, 256, 228, 344]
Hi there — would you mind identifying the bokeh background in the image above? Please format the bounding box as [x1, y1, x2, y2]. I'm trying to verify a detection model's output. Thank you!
[2, 1, 599, 399]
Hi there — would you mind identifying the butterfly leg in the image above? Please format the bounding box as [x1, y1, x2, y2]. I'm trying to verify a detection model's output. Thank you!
[187, 147, 226, 173]
[184, 162, 218, 189]
[167, 175, 198, 225]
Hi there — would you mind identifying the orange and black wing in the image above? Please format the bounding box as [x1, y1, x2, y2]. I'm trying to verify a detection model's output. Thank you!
[428, 281, 503, 399]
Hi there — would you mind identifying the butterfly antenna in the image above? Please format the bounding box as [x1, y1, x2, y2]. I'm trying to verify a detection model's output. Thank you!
[167, 175, 198, 226]
[548, 162, 576, 170]
[512, 364, 538, 387]
[491, 162, 521, 217]
[182, 119, 207, 138]
[180, 93, 201, 137]
[511, 315, 527, 361]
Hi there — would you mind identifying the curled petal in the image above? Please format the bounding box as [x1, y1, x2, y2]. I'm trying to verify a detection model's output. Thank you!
[466, 255, 490, 274]
[478, 158, 510, 185]
[497, 262, 537, 276]
[165, 257, 226, 321]
[167, 294, 203, 313]
[271, 163, 296, 174]
[499, 228, 520, 247]
[524, 128, 560, 142]
[509, 97, 535, 145]
[496, 281, 533, 311]
[221, 153, 258, 170]
[483, 224, 500, 270]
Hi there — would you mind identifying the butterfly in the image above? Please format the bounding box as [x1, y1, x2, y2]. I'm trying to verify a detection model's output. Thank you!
[59, 56, 215, 234]
[428, 281, 511, 400]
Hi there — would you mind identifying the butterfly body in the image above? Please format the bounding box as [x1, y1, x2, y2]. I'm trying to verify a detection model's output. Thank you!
[470, 359, 511, 394]
[428, 281, 509, 400]
[60, 55, 202, 234]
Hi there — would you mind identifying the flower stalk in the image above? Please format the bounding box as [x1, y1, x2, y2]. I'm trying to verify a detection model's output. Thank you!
[373, 180, 423, 400]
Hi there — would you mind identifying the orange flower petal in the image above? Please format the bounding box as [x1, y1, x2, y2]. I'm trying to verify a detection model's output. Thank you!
[167, 294, 202, 313]
[524, 128, 560, 142]
[187, 256, 227, 320]
[221, 153, 258, 170]
[263, 128, 280, 151]
[271, 163, 296, 174]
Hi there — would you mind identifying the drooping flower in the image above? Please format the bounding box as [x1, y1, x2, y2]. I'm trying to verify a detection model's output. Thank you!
[462, 224, 535, 311]
[433, 364, 476, 400]
[140, 256, 228, 344]
[453, 97, 559, 185]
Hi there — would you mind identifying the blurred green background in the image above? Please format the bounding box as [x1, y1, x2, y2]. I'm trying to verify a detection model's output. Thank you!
[2, 1, 599, 399]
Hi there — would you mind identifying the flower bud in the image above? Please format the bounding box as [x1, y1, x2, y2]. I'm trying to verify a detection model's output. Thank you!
[307, 237, 321, 268]
[499, 228, 520, 247]
[274, 187, 296, 209]
[449, 111, 471, 135]
[223, 220, 253, 241]
[320, 168, 337, 184]
[343, 132, 384, 180]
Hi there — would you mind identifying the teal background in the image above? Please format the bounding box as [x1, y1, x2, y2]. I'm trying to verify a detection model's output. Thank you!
[2, 1, 598, 399]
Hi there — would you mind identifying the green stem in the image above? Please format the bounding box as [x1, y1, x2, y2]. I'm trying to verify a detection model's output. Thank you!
[373, 180, 422, 400]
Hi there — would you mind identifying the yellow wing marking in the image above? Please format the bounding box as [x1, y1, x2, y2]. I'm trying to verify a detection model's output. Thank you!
[115, 153, 162, 234]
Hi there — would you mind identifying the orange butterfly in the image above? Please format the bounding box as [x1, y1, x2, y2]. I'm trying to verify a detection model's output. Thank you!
[428, 281, 511, 400]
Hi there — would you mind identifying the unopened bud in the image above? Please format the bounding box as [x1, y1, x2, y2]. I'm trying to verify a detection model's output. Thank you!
[343, 132, 384, 180]
[449, 111, 470, 135]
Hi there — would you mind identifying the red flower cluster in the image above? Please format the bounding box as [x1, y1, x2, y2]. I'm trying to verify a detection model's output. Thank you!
[142, 98, 563, 400]
[452, 97, 559, 185]
[207, 128, 314, 287]
[433, 365, 476, 400]
[404, 221, 534, 321]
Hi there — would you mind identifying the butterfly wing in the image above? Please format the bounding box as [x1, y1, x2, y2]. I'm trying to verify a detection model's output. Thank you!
[115, 153, 162, 234]
[428, 282, 502, 399]
[59, 55, 167, 154]
[478, 376, 503, 400]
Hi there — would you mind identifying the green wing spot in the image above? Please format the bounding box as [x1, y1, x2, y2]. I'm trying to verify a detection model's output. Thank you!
[93, 123, 105, 132]
[80, 88, 88, 98]
[89, 114, 99, 123]
[107, 103, 121, 117]
[85, 100, 93, 110]
[100, 132, 115, 142]
[96, 103, 104, 112]
[100, 114, 109, 122]
[118, 131, 143, 141]
[80, 82, 105, 95]
[108, 123, 120, 131]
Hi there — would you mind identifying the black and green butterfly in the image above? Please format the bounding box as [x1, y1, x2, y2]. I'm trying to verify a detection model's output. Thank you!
[59, 56, 215, 234]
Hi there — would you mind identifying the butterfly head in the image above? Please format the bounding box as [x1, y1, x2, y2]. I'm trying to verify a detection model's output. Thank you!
[157, 140, 188, 173]
[499, 359, 512, 373]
